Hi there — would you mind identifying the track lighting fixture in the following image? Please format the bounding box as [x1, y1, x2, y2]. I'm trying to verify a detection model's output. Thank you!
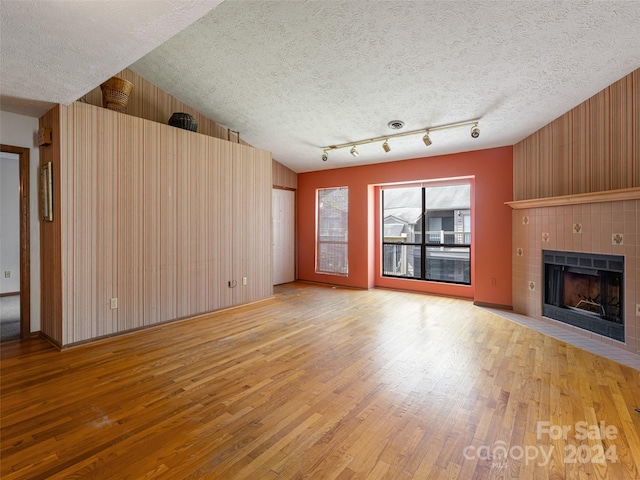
[320, 119, 480, 161]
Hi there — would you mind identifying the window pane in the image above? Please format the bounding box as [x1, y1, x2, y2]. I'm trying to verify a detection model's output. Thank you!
[425, 247, 470, 283]
[382, 244, 421, 278]
[425, 185, 470, 245]
[317, 242, 348, 275]
[381, 182, 471, 285]
[382, 187, 422, 244]
[317, 187, 348, 275]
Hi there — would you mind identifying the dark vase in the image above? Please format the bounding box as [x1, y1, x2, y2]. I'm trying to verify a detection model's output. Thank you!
[168, 113, 198, 132]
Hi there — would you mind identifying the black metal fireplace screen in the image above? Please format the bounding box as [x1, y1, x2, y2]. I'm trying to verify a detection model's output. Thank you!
[543, 250, 624, 342]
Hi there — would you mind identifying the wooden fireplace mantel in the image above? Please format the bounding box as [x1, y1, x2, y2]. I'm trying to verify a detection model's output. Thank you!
[506, 187, 640, 210]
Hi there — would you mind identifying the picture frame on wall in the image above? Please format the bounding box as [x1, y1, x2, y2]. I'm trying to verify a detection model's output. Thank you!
[41, 162, 53, 222]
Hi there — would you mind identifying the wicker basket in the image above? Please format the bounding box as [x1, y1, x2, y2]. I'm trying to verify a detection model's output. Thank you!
[100, 77, 134, 112]
[169, 112, 198, 132]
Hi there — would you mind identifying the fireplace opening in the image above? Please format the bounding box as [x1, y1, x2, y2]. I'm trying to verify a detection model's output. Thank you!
[543, 250, 624, 342]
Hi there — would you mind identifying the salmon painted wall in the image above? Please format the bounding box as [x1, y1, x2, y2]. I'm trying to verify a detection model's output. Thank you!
[297, 146, 513, 307]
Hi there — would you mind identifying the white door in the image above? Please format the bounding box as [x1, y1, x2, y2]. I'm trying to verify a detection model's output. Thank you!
[272, 188, 295, 285]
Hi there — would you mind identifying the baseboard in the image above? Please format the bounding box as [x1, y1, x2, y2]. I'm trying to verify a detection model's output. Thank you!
[473, 301, 513, 310]
[39, 331, 62, 350]
[56, 296, 275, 350]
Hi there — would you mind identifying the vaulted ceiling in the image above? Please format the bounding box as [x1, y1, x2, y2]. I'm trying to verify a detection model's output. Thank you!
[2, 1, 639, 173]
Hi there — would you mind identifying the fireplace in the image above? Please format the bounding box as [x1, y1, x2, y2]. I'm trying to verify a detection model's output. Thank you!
[543, 250, 624, 342]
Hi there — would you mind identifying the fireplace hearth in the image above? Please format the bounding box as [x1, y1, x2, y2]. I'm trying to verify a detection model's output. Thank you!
[543, 250, 624, 342]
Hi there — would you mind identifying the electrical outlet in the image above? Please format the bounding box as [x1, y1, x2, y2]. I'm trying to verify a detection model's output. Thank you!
[110, 298, 118, 309]
[242, 277, 247, 286]
[636, 304, 640, 316]
[4, 271, 10, 278]
[490, 278, 496, 287]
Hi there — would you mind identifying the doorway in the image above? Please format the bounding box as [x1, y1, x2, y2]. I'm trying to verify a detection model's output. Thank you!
[272, 188, 295, 285]
[0, 144, 30, 340]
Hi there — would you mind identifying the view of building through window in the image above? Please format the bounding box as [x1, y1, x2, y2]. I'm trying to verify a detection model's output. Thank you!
[382, 184, 471, 284]
[316, 187, 348, 275]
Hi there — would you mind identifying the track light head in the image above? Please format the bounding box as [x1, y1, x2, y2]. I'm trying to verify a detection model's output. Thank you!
[321, 151, 328, 162]
[350, 146, 359, 157]
[382, 140, 390, 153]
[422, 132, 432, 147]
[470, 124, 480, 138]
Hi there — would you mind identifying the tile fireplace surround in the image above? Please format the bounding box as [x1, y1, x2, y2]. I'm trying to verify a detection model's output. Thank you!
[510, 189, 639, 357]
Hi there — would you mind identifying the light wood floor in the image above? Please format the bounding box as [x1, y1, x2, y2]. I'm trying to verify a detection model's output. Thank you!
[2, 282, 639, 479]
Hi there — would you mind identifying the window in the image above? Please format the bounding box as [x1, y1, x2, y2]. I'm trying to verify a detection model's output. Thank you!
[316, 187, 348, 275]
[382, 183, 471, 285]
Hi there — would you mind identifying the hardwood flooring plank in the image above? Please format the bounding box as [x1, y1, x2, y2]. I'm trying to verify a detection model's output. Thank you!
[1, 282, 639, 479]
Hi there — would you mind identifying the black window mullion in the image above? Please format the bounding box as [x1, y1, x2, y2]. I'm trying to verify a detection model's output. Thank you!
[381, 184, 471, 285]
[420, 187, 426, 280]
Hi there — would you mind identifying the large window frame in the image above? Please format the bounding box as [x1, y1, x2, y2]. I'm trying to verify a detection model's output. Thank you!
[316, 186, 348, 276]
[382, 183, 471, 285]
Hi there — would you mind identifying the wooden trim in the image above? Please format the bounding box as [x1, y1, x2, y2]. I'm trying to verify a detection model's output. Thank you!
[473, 301, 513, 310]
[0, 292, 20, 297]
[38, 108, 63, 344]
[0, 144, 30, 339]
[57, 296, 274, 350]
[506, 187, 640, 209]
[38, 331, 62, 350]
[272, 185, 296, 191]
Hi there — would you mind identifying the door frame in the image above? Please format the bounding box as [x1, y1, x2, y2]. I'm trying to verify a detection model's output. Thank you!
[1, 144, 30, 338]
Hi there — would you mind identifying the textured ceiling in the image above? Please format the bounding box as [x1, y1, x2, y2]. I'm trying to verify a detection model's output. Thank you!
[131, 1, 640, 173]
[2, 1, 639, 174]
[0, 0, 223, 117]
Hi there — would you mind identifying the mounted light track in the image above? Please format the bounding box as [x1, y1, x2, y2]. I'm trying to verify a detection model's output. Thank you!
[321, 119, 480, 161]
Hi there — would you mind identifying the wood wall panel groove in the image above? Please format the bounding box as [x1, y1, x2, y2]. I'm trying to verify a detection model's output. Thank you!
[571, 101, 591, 195]
[551, 113, 571, 197]
[42, 67, 292, 345]
[538, 122, 553, 198]
[514, 68, 638, 200]
[610, 73, 633, 190]
[82, 68, 297, 189]
[633, 69, 639, 187]
[45, 102, 272, 346]
[272, 158, 297, 189]
[589, 88, 610, 193]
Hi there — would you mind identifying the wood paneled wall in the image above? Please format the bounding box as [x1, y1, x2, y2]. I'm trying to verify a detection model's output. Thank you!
[51, 102, 272, 346]
[514, 68, 639, 200]
[82, 69, 239, 143]
[84, 69, 297, 189]
[39, 106, 63, 345]
[272, 159, 297, 189]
